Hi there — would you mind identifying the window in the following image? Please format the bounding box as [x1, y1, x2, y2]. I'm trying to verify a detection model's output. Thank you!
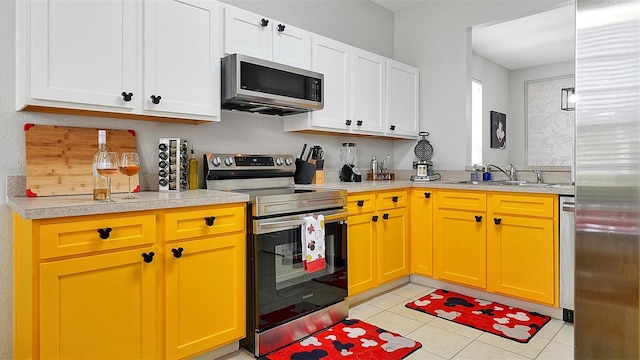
[471, 79, 483, 165]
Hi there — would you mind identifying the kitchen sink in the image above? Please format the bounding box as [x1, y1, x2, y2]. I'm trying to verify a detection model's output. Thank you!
[443, 180, 560, 187]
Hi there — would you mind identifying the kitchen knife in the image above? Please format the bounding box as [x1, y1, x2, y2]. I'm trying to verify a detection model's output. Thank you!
[305, 146, 313, 161]
[299, 144, 307, 160]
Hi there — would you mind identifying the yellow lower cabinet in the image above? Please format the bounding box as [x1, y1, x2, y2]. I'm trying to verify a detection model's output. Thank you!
[165, 233, 246, 359]
[347, 212, 377, 296]
[39, 248, 157, 359]
[377, 207, 410, 283]
[434, 209, 487, 288]
[487, 193, 558, 306]
[411, 190, 434, 276]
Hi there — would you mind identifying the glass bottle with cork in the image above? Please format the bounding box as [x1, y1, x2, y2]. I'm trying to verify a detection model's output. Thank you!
[92, 130, 110, 200]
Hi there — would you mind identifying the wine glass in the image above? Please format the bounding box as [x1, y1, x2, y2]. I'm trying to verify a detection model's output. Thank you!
[95, 151, 120, 202]
[119, 152, 140, 199]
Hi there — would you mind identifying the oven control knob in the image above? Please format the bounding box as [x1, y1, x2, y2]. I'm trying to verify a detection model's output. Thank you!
[275, 158, 283, 166]
[212, 157, 221, 167]
[224, 157, 234, 166]
[285, 158, 293, 166]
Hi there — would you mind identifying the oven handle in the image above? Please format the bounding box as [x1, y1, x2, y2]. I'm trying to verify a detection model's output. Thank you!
[255, 210, 347, 234]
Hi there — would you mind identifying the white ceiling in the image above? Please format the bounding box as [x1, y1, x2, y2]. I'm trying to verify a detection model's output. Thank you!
[371, 1, 575, 70]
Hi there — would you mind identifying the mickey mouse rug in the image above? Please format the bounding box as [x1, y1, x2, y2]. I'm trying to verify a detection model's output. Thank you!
[405, 289, 551, 343]
[257, 319, 422, 359]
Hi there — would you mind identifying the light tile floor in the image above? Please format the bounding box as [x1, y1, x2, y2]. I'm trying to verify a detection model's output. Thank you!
[218, 283, 574, 360]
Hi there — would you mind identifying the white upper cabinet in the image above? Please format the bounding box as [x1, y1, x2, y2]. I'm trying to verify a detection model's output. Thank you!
[17, 0, 221, 123]
[223, 5, 311, 70]
[27, 0, 139, 109]
[144, 0, 221, 117]
[386, 60, 419, 137]
[351, 48, 387, 134]
[309, 35, 352, 131]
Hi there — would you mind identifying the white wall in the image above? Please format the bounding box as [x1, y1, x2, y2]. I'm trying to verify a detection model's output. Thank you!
[0, 1, 394, 357]
[393, 0, 571, 170]
[509, 61, 575, 166]
[472, 53, 510, 167]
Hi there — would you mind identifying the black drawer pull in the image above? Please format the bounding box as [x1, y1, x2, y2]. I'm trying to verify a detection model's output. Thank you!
[494, 218, 502, 225]
[121, 92, 133, 101]
[390, 125, 396, 131]
[204, 216, 216, 226]
[345, 119, 352, 126]
[382, 213, 389, 220]
[150, 95, 161, 104]
[142, 252, 155, 263]
[392, 196, 399, 203]
[261, 18, 269, 27]
[424, 192, 431, 199]
[356, 120, 363, 126]
[97, 228, 112, 240]
[357, 200, 364, 207]
[475, 215, 482, 223]
[277, 24, 286, 32]
[172, 247, 184, 258]
[372, 215, 379, 222]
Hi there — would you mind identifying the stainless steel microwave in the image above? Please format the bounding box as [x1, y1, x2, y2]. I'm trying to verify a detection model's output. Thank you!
[221, 54, 324, 116]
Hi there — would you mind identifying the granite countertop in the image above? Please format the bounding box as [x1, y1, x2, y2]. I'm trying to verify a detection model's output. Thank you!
[8, 178, 574, 220]
[299, 180, 575, 195]
[8, 190, 250, 220]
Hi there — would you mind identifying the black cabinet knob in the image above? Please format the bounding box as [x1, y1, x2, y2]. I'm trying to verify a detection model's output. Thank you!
[204, 216, 216, 226]
[345, 119, 352, 126]
[151, 95, 161, 104]
[494, 218, 502, 225]
[390, 125, 396, 131]
[261, 18, 269, 27]
[424, 192, 431, 199]
[356, 200, 364, 207]
[97, 228, 112, 240]
[356, 120, 363, 126]
[277, 24, 285, 32]
[142, 252, 155, 263]
[475, 215, 483, 223]
[171, 247, 184, 258]
[372, 215, 379, 222]
[382, 213, 389, 220]
[392, 196, 399, 203]
[121, 92, 133, 102]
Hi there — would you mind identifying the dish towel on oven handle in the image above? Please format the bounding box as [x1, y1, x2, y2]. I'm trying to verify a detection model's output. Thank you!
[302, 215, 326, 273]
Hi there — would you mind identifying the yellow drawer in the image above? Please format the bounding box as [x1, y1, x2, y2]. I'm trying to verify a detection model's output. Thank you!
[437, 191, 486, 212]
[376, 190, 408, 210]
[39, 213, 156, 259]
[164, 204, 245, 241]
[347, 193, 376, 215]
[490, 193, 554, 218]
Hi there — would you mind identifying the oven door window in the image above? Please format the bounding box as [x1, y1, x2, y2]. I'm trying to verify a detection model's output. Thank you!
[256, 221, 346, 332]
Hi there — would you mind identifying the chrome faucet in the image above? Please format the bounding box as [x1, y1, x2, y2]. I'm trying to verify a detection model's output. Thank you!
[488, 163, 517, 181]
[534, 169, 542, 183]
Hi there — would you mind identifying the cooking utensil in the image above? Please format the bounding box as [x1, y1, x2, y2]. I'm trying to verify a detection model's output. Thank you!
[305, 147, 313, 161]
[414, 131, 433, 161]
[299, 144, 308, 159]
[311, 146, 324, 160]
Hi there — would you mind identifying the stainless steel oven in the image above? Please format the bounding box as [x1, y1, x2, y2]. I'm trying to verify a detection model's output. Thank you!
[204, 153, 348, 357]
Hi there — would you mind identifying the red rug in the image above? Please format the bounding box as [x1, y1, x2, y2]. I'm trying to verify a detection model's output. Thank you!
[258, 319, 422, 359]
[405, 289, 551, 343]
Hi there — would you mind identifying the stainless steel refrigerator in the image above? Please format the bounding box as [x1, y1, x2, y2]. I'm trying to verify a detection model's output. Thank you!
[575, 0, 640, 358]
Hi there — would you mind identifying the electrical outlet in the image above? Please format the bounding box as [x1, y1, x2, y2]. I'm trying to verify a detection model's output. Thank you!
[563, 308, 574, 323]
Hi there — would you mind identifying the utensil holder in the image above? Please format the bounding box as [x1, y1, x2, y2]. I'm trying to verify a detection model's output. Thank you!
[294, 159, 316, 184]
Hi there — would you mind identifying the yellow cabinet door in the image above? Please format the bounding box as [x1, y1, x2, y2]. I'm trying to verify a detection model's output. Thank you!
[434, 209, 486, 288]
[411, 190, 434, 276]
[377, 207, 410, 283]
[347, 213, 377, 296]
[487, 215, 556, 306]
[39, 248, 157, 359]
[165, 233, 245, 359]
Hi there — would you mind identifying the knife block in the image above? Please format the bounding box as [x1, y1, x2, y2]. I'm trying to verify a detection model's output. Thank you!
[312, 170, 325, 184]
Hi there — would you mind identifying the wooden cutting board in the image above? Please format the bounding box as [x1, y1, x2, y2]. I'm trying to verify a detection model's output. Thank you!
[25, 124, 139, 197]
